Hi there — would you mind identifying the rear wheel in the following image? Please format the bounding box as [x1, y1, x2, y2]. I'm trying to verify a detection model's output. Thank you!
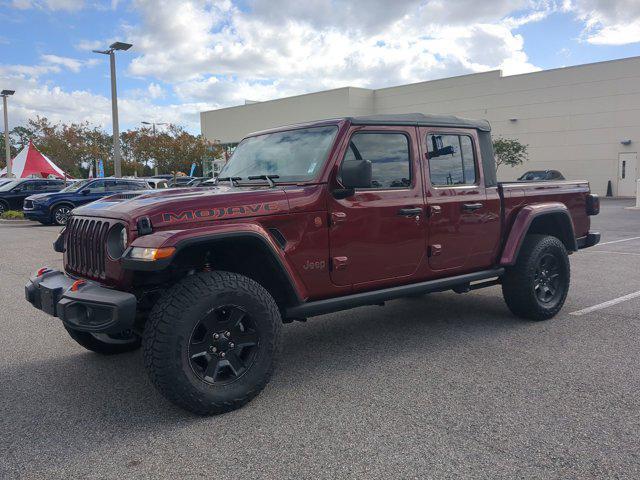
[0, 201, 8, 215]
[143, 271, 281, 415]
[52, 205, 72, 226]
[502, 234, 570, 321]
[64, 326, 141, 354]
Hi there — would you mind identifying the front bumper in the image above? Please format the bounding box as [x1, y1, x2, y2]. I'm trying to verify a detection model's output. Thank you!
[577, 231, 601, 249]
[25, 269, 136, 333]
[23, 209, 50, 222]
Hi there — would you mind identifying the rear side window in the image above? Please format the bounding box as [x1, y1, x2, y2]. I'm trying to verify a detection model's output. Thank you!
[128, 181, 149, 190]
[343, 132, 411, 189]
[88, 180, 107, 193]
[427, 134, 477, 186]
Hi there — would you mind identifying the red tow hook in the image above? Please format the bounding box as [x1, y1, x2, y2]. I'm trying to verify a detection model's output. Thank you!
[70, 280, 86, 292]
[36, 267, 50, 277]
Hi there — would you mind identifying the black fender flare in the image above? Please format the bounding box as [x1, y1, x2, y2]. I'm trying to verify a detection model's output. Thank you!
[500, 203, 577, 266]
[122, 230, 305, 304]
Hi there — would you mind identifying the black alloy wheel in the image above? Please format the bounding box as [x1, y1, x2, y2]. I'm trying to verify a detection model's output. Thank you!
[534, 253, 563, 304]
[188, 305, 260, 385]
[53, 205, 71, 225]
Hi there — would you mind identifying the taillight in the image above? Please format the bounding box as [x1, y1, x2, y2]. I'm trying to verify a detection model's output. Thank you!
[586, 194, 600, 216]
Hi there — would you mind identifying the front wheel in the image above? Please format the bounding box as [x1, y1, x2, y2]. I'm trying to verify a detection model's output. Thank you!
[52, 205, 72, 226]
[64, 326, 142, 354]
[502, 234, 570, 321]
[143, 271, 282, 415]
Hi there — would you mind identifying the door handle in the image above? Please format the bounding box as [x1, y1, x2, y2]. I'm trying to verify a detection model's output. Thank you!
[462, 202, 483, 212]
[398, 207, 423, 217]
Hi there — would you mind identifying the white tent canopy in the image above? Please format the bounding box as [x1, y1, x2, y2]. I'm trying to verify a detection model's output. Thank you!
[0, 141, 72, 179]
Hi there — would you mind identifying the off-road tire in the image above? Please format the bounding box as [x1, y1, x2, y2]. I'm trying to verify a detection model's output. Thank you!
[64, 326, 142, 354]
[143, 271, 282, 415]
[502, 234, 570, 321]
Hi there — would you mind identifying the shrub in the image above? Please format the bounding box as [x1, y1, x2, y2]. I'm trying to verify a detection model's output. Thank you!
[0, 210, 25, 220]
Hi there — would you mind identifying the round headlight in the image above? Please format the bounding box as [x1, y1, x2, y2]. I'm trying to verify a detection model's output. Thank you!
[107, 224, 128, 259]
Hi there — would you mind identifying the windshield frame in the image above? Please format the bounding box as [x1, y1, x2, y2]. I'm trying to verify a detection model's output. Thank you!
[219, 123, 340, 184]
[0, 180, 24, 192]
[58, 179, 90, 192]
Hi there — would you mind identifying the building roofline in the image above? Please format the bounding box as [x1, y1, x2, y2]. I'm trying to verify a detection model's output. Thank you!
[200, 55, 640, 117]
[200, 86, 372, 115]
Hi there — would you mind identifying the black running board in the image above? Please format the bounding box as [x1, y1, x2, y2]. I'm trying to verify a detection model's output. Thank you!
[285, 268, 505, 319]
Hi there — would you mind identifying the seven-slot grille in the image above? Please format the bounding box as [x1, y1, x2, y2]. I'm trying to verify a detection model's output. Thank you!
[65, 216, 112, 279]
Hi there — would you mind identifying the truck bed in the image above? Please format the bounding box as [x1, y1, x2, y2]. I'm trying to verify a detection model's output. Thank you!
[498, 180, 591, 242]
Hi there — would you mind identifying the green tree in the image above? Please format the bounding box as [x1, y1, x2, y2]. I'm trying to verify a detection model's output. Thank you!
[493, 137, 529, 170]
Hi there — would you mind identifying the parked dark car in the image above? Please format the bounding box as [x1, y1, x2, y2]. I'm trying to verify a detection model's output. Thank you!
[518, 170, 565, 181]
[0, 178, 67, 214]
[23, 178, 151, 225]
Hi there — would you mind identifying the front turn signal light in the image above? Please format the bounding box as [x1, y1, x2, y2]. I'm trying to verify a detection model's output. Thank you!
[128, 246, 176, 261]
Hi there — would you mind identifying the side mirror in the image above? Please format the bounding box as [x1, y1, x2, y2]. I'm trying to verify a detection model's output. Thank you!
[81, 189, 90, 195]
[333, 159, 372, 199]
[341, 159, 372, 189]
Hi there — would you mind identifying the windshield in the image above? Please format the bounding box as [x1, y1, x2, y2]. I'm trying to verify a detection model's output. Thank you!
[0, 180, 22, 192]
[219, 125, 338, 182]
[60, 179, 90, 192]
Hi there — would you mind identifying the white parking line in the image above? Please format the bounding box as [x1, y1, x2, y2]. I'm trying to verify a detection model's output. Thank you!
[597, 236, 640, 246]
[585, 250, 640, 256]
[570, 290, 640, 316]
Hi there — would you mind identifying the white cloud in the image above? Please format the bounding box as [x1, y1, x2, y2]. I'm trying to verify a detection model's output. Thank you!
[147, 82, 165, 99]
[7, 0, 598, 133]
[123, 0, 549, 112]
[566, 0, 640, 45]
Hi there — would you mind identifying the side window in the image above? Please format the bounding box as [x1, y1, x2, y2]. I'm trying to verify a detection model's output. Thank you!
[342, 132, 410, 189]
[110, 181, 131, 192]
[427, 134, 477, 186]
[132, 181, 150, 190]
[88, 180, 107, 193]
[33, 182, 49, 191]
[21, 182, 36, 191]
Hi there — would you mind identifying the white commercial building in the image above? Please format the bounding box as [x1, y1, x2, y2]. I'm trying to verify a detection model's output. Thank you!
[201, 56, 640, 196]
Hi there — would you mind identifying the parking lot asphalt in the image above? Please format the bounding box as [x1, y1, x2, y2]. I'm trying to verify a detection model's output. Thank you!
[1, 198, 639, 479]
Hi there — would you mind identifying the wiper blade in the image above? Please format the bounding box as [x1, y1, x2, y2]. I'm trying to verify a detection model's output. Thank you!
[217, 176, 242, 187]
[247, 174, 280, 188]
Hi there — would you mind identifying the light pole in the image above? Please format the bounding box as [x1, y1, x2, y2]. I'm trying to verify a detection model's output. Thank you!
[93, 42, 132, 178]
[142, 121, 167, 175]
[1, 90, 15, 178]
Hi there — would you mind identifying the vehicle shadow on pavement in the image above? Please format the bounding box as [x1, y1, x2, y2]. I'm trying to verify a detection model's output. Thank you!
[2, 290, 521, 470]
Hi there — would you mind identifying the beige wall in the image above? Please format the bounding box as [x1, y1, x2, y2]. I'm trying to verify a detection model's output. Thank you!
[201, 56, 640, 196]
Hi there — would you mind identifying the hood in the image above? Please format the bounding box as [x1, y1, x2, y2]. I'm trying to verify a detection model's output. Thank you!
[73, 185, 290, 229]
[25, 192, 59, 202]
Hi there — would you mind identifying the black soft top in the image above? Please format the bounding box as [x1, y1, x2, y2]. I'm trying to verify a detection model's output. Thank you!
[348, 113, 491, 132]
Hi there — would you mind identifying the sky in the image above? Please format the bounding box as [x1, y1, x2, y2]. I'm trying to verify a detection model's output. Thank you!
[1, 0, 640, 134]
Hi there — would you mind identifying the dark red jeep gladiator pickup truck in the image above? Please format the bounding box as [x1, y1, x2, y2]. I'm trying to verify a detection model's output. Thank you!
[26, 113, 600, 415]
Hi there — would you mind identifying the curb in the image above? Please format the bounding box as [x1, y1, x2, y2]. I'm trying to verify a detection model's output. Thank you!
[0, 219, 33, 225]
